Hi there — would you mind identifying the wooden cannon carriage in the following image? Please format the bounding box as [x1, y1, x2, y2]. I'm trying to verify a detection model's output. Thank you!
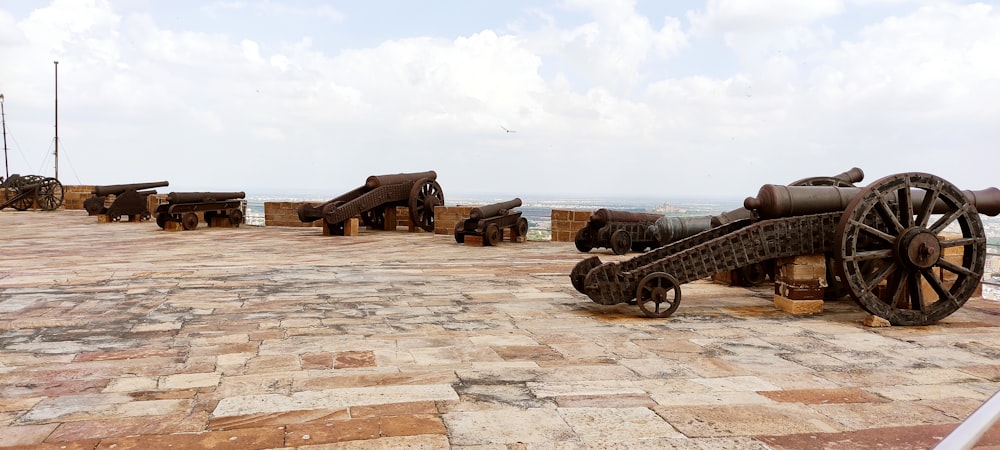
[570, 172, 1000, 326]
[454, 198, 528, 246]
[574, 209, 664, 255]
[155, 192, 246, 230]
[298, 171, 444, 235]
[0, 174, 64, 211]
[84, 181, 168, 222]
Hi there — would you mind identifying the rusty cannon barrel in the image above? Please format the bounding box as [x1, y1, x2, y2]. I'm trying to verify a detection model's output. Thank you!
[470, 198, 522, 220]
[93, 181, 169, 197]
[167, 191, 246, 204]
[364, 171, 437, 189]
[588, 209, 663, 228]
[745, 184, 1000, 218]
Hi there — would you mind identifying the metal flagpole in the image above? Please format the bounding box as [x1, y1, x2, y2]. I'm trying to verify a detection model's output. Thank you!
[54, 61, 59, 181]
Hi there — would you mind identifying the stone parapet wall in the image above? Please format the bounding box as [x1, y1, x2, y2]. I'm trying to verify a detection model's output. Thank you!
[265, 201, 323, 227]
[434, 206, 476, 236]
[550, 209, 591, 242]
[62, 185, 94, 210]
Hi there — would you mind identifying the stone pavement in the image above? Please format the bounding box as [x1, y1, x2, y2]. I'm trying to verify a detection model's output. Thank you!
[1, 210, 999, 449]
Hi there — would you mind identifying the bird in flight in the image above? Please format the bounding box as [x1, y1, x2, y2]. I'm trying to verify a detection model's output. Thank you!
[500, 126, 516, 133]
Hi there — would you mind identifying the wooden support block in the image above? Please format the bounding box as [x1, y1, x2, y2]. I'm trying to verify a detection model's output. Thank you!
[97, 215, 110, 223]
[209, 216, 237, 228]
[344, 218, 359, 236]
[382, 206, 398, 231]
[322, 221, 345, 236]
[163, 221, 185, 232]
[127, 214, 143, 222]
[774, 295, 824, 315]
[464, 235, 485, 246]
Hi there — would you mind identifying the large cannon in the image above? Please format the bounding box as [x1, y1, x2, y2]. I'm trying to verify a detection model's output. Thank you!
[84, 181, 169, 221]
[454, 198, 528, 245]
[155, 192, 246, 230]
[570, 172, 1000, 326]
[298, 171, 444, 235]
[0, 174, 64, 211]
[575, 209, 664, 255]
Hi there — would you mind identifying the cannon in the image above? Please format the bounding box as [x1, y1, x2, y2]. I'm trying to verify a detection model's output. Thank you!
[155, 192, 246, 230]
[1, 174, 64, 211]
[575, 209, 664, 255]
[84, 181, 169, 221]
[647, 167, 867, 285]
[454, 198, 529, 245]
[298, 171, 444, 235]
[570, 172, 1000, 326]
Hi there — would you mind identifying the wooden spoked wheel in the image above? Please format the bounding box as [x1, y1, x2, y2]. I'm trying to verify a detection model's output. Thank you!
[834, 173, 986, 326]
[515, 217, 528, 238]
[36, 178, 64, 211]
[635, 272, 681, 318]
[408, 178, 444, 232]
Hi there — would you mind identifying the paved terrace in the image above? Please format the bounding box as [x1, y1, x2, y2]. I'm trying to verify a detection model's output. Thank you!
[1, 210, 999, 449]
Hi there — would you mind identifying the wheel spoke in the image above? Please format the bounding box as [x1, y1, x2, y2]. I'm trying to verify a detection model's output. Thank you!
[895, 185, 913, 229]
[915, 183, 941, 228]
[845, 248, 894, 263]
[939, 236, 985, 249]
[860, 260, 898, 296]
[936, 256, 981, 279]
[929, 204, 970, 235]
[874, 197, 907, 235]
[905, 271, 925, 312]
[853, 220, 897, 245]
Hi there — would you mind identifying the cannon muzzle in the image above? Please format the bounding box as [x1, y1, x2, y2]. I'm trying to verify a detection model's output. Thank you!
[745, 184, 1000, 219]
[93, 181, 169, 197]
[167, 192, 246, 204]
[470, 198, 522, 220]
[364, 171, 437, 189]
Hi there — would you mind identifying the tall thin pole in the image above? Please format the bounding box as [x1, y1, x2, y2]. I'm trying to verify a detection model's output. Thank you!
[1, 93, 8, 178]
[54, 60, 59, 181]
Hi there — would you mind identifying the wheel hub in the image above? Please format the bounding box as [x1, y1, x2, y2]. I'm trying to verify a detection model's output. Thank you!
[896, 228, 941, 270]
[650, 287, 669, 303]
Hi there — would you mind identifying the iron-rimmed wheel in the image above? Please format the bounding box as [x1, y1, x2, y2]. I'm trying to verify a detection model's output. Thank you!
[182, 212, 199, 230]
[570, 256, 602, 294]
[408, 178, 444, 232]
[515, 217, 528, 238]
[485, 223, 500, 246]
[7, 176, 35, 211]
[610, 229, 631, 255]
[361, 208, 385, 229]
[834, 172, 986, 326]
[229, 208, 244, 225]
[635, 272, 681, 318]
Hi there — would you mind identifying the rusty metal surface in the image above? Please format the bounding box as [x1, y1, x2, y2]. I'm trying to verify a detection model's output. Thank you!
[454, 198, 527, 246]
[92, 181, 168, 197]
[165, 191, 245, 204]
[86, 181, 168, 221]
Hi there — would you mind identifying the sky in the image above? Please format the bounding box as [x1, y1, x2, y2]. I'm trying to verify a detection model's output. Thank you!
[0, 0, 998, 201]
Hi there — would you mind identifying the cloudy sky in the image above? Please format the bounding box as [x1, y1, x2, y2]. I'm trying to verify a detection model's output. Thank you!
[0, 0, 997, 201]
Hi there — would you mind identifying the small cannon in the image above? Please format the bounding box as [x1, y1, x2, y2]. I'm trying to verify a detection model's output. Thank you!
[84, 181, 169, 222]
[575, 209, 664, 255]
[1, 174, 64, 211]
[454, 198, 528, 245]
[571, 172, 1000, 326]
[298, 171, 444, 235]
[155, 192, 246, 231]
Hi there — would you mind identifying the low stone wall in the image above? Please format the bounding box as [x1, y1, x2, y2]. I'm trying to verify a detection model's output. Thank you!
[265, 201, 322, 227]
[550, 209, 591, 242]
[433, 206, 476, 236]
